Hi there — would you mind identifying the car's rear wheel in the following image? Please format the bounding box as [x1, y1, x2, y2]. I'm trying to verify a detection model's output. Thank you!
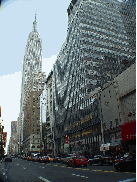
[116, 167, 121, 172]
[72, 163, 76, 168]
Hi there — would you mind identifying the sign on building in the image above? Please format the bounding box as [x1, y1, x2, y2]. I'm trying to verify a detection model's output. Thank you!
[100, 143, 110, 151]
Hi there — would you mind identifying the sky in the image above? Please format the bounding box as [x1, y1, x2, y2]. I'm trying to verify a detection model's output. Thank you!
[0, 0, 71, 153]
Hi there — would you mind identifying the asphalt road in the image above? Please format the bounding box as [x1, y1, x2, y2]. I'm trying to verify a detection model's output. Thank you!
[0, 158, 136, 182]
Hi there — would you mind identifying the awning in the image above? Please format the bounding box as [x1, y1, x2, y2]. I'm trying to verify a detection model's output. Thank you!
[121, 120, 136, 141]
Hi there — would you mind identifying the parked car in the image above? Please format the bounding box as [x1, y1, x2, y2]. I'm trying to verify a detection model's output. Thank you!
[21, 155, 25, 159]
[27, 156, 32, 161]
[23, 155, 28, 160]
[113, 156, 125, 165]
[18, 155, 21, 159]
[113, 153, 132, 165]
[67, 155, 88, 167]
[32, 155, 39, 162]
[42, 156, 50, 163]
[5, 155, 12, 162]
[47, 156, 54, 162]
[11, 155, 15, 159]
[114, 153, 136, 172]
[61, 154, 76, 164]
[38, 156, 43, 163]
[53, 157, 62, 163]
[89, 155, 113, 166]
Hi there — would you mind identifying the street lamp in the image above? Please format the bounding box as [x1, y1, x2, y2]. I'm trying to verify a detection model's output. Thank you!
[18, 142, 19, 156]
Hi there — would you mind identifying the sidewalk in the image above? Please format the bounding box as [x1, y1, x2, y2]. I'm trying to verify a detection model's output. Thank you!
[0, 160, 8, 181]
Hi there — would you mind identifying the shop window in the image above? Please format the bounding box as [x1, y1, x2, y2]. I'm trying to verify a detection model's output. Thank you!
[96, 135, 98, 142]
[99, 135, 101, 142]
[94, 136, 96, 142]
[109, 121, 112, 129]
[115, 119, 119, 127]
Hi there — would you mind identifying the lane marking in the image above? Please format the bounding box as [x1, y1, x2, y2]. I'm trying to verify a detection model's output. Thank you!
[50, 164, 136, 174]
[71, 173, 89, 179]
[38, 176, 51, 182]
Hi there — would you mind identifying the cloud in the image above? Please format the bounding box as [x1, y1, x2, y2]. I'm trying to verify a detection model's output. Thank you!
[42, 55, 57, 77]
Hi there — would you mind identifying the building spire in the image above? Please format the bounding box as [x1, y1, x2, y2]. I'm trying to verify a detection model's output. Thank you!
[33, 14, 37, 32]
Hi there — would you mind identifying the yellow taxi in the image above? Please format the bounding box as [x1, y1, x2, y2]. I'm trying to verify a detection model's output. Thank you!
[48, 155, 54, 162]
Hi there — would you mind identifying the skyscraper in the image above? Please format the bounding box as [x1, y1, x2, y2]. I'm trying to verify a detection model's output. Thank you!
[53, 0, 135, 156]
[20, 15, 46, 154]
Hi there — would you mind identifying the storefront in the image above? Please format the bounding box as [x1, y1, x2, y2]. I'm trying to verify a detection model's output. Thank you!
[121, 120, 136, 153]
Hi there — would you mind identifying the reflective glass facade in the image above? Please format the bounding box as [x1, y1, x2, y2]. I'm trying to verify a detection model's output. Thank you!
[53, 0, 136, 155]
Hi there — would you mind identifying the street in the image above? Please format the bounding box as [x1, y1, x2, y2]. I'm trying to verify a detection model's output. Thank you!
[0, 158, 135, 182]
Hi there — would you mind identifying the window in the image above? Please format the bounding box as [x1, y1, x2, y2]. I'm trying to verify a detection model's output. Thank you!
[115, 119, 119, 127]
[109, 121, 112, 129]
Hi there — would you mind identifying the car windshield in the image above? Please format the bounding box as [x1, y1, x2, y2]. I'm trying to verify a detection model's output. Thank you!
[123, 154, 129, 158]
[94, 155, 101, 158]
[74, 156, 85, 159]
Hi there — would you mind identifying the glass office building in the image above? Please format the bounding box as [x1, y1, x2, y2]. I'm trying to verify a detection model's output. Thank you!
[53, 0, 136, 156]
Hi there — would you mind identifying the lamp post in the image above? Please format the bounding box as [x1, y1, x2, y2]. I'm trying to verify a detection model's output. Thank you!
[18, 142, 19, 156]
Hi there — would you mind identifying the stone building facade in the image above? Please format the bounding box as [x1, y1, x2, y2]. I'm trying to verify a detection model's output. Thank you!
[98, 63, 136, 153]
[10, 121, 18, 155]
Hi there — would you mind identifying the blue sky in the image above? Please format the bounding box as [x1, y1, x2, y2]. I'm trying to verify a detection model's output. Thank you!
[0, 0, 71, 153]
